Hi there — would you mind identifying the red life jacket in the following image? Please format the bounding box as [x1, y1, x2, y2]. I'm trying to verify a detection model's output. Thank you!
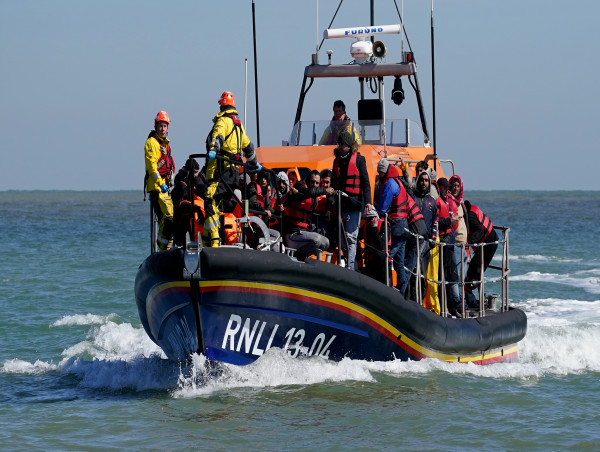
[469, 205, 494, 242]
[285, 183, 313, 229]
[151, 133, 175, 179]
[407, 196, 424, 224]
[333, 152, 361, 195]
[250, 181, 264, 209]
[436, 197, 453, 237]
[379, 166, 408, 219]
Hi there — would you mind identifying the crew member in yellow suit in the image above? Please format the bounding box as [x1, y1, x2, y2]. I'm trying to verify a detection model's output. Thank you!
[204, 91, 260, 247]
[318, 100, 361, 146]
[144, 111, 175, 251]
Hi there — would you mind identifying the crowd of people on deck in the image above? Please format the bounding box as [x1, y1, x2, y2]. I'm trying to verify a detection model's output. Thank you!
[144, 94, 499, 318]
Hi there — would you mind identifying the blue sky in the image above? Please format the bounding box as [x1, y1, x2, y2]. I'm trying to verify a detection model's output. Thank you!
[2, 0, 598, 190]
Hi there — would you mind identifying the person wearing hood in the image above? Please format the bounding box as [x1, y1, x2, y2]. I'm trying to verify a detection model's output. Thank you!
[203, 91, 261, 247]
[409, 160, 429, 192]
[332, 131, 373, 270]
[269, 171, 290, 230]
[448, 175, 469, 284]
[376, 158, 410, 291]
[276, 171, 290, 196]
[407, 170, 439, 299]
[144, 110, 176, 251]
[437, 177, 462, 317]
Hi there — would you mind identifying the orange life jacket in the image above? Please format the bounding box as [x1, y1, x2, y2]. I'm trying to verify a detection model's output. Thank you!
[189, 195, 206, 241]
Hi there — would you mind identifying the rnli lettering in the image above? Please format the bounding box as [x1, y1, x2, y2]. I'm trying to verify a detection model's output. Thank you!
[221, 314, 335, 359]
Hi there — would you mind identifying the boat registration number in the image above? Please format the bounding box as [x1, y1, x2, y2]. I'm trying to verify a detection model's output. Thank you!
[221, 314, 336, 359]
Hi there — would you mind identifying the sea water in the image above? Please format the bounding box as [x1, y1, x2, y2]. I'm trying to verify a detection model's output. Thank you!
[1, 191, 599, 450]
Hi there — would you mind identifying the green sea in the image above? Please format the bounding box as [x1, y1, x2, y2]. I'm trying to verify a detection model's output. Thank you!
[2, 190, 600, 450]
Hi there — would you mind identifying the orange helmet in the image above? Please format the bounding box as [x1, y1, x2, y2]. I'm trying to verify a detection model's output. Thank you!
[155, 110, 170, 124]
[218, 91, 235, 107]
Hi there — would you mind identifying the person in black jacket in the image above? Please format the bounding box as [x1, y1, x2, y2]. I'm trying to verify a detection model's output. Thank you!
[407, 170, 439, 301]
[464, 200, 498, 306]
[331, 131, 373, 270]
[171, 158, 206, 246]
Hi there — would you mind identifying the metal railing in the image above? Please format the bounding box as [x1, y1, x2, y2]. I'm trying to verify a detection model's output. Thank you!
[393, 225, 510, 317]
[355, 216, 510, 318]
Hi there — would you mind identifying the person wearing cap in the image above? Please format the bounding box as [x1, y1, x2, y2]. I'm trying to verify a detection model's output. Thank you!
[332, 131, 373, 270]
[319, 100, 361, 146]
[203, 91, 261, 247]
[376, 158, 410, 291]
[144, 110, 176, 251]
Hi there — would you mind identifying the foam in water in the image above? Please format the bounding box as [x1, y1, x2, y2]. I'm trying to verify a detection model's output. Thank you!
[512, 271, 600, 294]
[3, 302, 600, 394]
[51, 313, 118, 327]
[508, 254, 583, 263]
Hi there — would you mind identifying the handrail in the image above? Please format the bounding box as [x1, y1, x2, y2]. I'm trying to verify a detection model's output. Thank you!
[356, 221, 510, 318]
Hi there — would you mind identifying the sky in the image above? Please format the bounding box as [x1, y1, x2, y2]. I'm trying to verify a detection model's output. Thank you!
[2, 0, 599, 191]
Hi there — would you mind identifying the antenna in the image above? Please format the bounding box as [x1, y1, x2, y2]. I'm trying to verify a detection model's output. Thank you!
[244, 58, 248, 127]
[316, 0, 319, 55]
[252, 0, 260, 146]
[431, 0, 437, 164]
[401, 0, 404, 54]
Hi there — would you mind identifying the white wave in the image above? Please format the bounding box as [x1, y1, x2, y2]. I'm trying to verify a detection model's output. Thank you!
[51, 313, 118, 327]
[1, 321, 171, 390]
[173, 348, 375, 398]
[61, 321, 164, 361]
[508, 254, 583, 263]
[517, 298, 600, 321]
[5, 304, 600, 392]
[1, 359, 58, 375]
[512, 271, 600, 294]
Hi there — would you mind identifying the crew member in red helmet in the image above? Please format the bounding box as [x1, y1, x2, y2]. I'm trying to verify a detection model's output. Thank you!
[203, 92, 260, 247]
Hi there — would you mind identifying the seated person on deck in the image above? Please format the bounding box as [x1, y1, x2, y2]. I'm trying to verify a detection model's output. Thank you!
[283, 170, 334, 257]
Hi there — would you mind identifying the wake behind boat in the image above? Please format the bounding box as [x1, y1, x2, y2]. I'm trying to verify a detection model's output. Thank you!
[135, 3, 526, 365]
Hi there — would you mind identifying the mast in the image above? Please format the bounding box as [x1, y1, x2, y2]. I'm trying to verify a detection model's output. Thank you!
[252, 0, 261, 146]
[430, 0, 437, 167]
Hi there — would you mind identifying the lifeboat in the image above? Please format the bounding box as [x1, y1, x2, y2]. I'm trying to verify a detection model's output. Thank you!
[135, 10, 526, 365]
